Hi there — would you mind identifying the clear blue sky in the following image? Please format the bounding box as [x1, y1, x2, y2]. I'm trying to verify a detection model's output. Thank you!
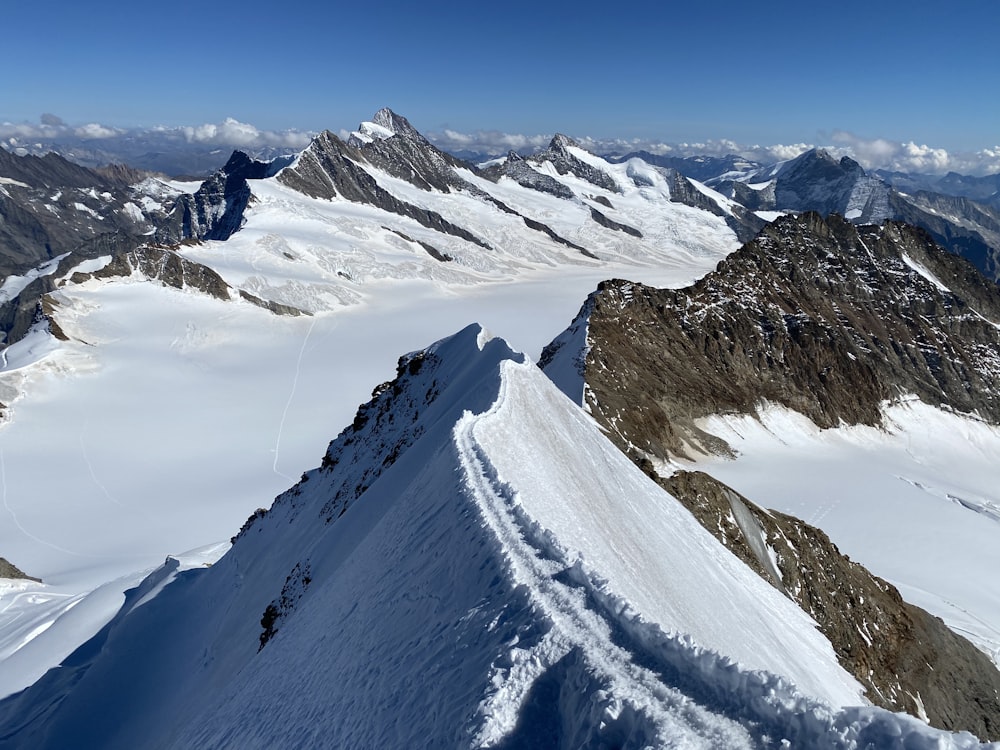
[4, 0, 997, 152]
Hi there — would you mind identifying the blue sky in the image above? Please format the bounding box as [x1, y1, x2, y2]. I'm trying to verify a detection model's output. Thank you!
[4, 0, 998, 164]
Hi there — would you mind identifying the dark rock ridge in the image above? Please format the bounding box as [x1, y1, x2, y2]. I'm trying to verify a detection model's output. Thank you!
[480, 150, 576, 200]
[0, 151, 151, 279]
[156, 151, 289, 244]
[540, 212, 1000, 737]
[888, 190, 1000, 282]
[647, 469, 1000, 740]
[544, 212, 1000, 460]
[278, 130, 491, 250]
[0, 149, 168, 344]
[0, 556, 39, 581]
[655, 166, 765, 243]
[348, 108, 472, 194]
[712, 148, 1000, 283]
[527, 134, 621, 194]
[70, 245, 232, 300]
[0, 148, 119, 192]
[292, 111, 595, 257]
[713, 149, 892, 225]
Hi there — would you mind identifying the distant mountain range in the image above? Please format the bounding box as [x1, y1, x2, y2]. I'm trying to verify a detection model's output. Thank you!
[2, 108, 1000, 748]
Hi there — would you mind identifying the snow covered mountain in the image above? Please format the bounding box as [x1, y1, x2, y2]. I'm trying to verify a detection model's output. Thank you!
[708, 149, 1000, 282]
[0, 108, 745, 704]
[1, 324, 994, 749]
[2, 108, 1000, 747]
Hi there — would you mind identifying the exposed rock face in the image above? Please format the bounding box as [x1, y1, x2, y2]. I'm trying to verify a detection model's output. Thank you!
[546, 213, 1000, 459]
[349, 108, 472, 194]
[278, 131, 491, 249]
[712, 149, 1000, 283]
[0, 556, 38, 581]
[156, 151, 287, 244]
[72, 246, 231, 300]
[649, 469, 1000, 739]
[657, 166, 766, 243]
[0, 148, 117, 192]
[480, 151, 576, 200]
[0, 152, 150, 278]
[528, 134, 621, 194]
[774, 150, 891, 223]
[541, 212, 1000, 737]
[0, 149, 166, 343]
[889, 190, 1000, 282]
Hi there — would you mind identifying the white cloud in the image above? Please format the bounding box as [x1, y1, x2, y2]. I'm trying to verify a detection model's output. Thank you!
[74, 123, 122, 139]
[426, 128, 550, 154]
[2, 115, 998, 177]
[179, 118, 313, 149]
[423, 126, 1000, 176]
[827, 130, 1000, 176]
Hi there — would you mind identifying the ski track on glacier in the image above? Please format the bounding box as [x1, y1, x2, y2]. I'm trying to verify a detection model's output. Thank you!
[271, 316, 318, 481]
[0, 449, 104, 560]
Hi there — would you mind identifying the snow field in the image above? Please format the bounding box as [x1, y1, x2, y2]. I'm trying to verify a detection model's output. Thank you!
[692, 399, 1000, 666]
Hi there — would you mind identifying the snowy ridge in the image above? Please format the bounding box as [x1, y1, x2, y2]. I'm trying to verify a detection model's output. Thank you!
[1, 326, 997, 747]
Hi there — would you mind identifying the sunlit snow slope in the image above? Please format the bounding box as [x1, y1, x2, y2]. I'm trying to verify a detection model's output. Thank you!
[0, 123, 740, 698]
[3, 325, 992, 749]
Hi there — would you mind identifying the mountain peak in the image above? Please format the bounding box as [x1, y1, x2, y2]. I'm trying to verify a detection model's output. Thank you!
[370, 107, 422, 140]
[549, 133, 579, 151]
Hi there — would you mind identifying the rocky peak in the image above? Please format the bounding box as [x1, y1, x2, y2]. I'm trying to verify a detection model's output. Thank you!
[548, 133, 579, 151]
[345, 109, 473, 193]
[541, 212, 1000, 738]
[370, 107, 423, 141]
[544, 212, 1000, 461]
[528, 134, 620, 194]
[155, 150, 280, 244]
[278, 130, 490, 249]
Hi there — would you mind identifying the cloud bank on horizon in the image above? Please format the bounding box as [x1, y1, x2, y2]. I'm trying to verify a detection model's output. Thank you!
[3, 114, 999, 177]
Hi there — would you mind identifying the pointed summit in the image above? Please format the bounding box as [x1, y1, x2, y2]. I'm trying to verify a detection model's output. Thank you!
[370, 107, 423, 141]
[548, 133, 580, 151]
[528, 133, 620, 194]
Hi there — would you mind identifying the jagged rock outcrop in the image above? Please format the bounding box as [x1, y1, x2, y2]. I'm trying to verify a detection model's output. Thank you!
[278, 130, 491, 249]
[0, 148, 117, 192]
[645, 468, 1000, 739]
[480, 151, 576, 200]
[889, 190, 1000, 282]
[528, 134, 621, 193]
[544, 212, 1000, 460]
[156, 151, 288, 244]
[712, 149, 1000, 283]
[71, 246, 231, 300]
[656, 166, 766, 243]
[348, 108, 472, 193]
[0, 150, 166, 344]
[540, 211, 1000, 737]
[0, 557, 38, 581]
